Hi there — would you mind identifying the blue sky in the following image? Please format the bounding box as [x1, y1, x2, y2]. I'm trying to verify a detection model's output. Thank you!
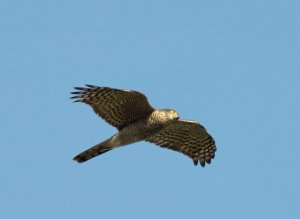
[1, 0, 299, 218]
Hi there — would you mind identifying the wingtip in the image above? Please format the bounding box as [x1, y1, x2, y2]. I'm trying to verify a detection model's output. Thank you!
[193, 158, 198, 166]
[193, 158, 206, 167]
[74, 86, 87, 90]
[71, 91, 83, 95]
[199, 159, 206, 167]
[70, 95, 82, 102]
[206, 158, 211, 164]
[85, 84, 97, 88]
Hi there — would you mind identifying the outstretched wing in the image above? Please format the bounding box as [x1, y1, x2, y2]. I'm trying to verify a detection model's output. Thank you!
[71, 85, 154, 130]
[145, 120, 217, 167]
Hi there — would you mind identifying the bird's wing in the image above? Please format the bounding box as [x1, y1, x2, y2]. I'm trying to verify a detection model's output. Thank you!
[145, 120, 217, 167]
[71, 85, 154, 130]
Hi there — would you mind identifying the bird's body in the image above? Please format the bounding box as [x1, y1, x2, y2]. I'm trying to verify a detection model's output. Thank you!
[113, 112, 166, 145]
[71, 85, 217, 167]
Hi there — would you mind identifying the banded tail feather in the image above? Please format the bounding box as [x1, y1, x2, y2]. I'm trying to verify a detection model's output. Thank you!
[73, 139, 113, 163]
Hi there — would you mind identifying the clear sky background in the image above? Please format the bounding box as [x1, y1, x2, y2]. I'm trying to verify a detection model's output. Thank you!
[1, 1, 299, 218]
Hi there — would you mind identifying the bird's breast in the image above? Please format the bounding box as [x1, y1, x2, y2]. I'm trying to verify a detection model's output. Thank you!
[115, 118, 165, 146]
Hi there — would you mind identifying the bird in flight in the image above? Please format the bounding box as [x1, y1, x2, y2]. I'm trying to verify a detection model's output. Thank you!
[71, 85, 216, 167]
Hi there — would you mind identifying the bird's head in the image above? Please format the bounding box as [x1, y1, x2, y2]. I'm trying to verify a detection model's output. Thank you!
[160, 109, 180, 121]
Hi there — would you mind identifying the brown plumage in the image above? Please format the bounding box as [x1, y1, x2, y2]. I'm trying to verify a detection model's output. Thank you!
[145, 120, 216, 167]
[71, 85, 217, 167]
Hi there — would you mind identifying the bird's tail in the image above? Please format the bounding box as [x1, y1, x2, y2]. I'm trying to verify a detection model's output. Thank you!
[73, 138, 113, 163]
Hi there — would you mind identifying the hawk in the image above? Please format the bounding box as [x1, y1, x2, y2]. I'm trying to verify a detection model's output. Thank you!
[71, 85, 216, 167]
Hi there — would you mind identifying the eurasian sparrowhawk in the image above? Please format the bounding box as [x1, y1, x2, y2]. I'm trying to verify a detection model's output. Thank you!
[71, 85, 216, 167]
